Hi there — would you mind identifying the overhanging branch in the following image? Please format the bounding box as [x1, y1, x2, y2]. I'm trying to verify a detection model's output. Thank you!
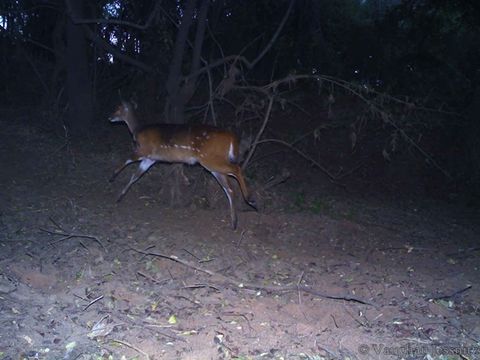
[65, 0, 154, 73]
[185, 0, 296, 81]
[68, 0, 161, 30]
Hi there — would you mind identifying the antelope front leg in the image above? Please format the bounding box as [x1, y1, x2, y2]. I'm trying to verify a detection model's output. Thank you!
[116, 158, 156, 202]
[110, 158, 138, 183]
[211, 171, 237, 230]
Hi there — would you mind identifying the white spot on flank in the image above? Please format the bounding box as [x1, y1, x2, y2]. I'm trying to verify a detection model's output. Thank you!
[202, 131, 207, 136]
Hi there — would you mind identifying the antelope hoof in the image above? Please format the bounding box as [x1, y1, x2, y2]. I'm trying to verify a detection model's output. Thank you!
[247, 198, 257, 211]
[231, 215, 238, 230]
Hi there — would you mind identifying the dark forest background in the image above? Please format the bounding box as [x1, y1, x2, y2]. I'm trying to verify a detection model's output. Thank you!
[1, 0, 479, 204]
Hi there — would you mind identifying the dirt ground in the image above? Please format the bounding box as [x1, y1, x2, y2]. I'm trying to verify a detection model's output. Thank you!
[0, 117, 479, 360]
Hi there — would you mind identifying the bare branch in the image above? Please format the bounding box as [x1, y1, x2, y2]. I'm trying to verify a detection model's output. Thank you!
[242, 96, 274, 170]
[64, 0, 154, 72]
[249, 0, 295, 68]
[82, 25, 154, 72]
[185, 0, 296, 81]
[68, 1, 161, 30]
[0, 25, 57, 55]
[234, 73, 452, 180]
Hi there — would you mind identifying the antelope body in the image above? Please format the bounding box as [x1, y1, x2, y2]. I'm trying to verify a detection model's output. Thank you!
[109, 102, 256, 229]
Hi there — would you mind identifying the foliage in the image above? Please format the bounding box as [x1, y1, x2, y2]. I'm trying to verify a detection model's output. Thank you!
[377, 0, 480, 103]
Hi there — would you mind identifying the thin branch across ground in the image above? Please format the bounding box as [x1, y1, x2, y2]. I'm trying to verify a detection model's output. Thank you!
[128, 247, 375, 306]
[40, 227, 106, 251]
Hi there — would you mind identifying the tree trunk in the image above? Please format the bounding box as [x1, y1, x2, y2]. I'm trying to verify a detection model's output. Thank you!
[164, 0, 197, 124]
[65, 0, 93, 136]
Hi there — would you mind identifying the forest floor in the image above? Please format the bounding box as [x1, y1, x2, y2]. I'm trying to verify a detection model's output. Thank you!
[0, 116, 479, 360]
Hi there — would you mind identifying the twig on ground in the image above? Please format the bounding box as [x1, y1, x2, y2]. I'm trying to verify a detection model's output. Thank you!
[182, 248, 201, 261]
[40, 228, 106, 251]
[111, 339, 150, 360]
[128, 247, 375, 306]
[48, 217, 65, 232]
[73, 293, 88, 302]
[141, 324, 188, 343]
[446, 247, 480, 257]
[183, 283, 220, 292]
[429, 285, 472, 301]
[83, 295, 104, 311]
[236, 229, 246, 247]
[422, 321, 479, 344]
[137, 271, 170, 285]
[330, 314, 339, 328]
[128, 247, 215, 275]
[296, 271, 305, 305]
[377, 245, 432, 252]
[344, 308, 369, 328]
[220, 311, 254, 331]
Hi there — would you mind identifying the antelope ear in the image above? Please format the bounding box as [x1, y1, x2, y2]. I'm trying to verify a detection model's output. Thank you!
[131, 100, 138, 109]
